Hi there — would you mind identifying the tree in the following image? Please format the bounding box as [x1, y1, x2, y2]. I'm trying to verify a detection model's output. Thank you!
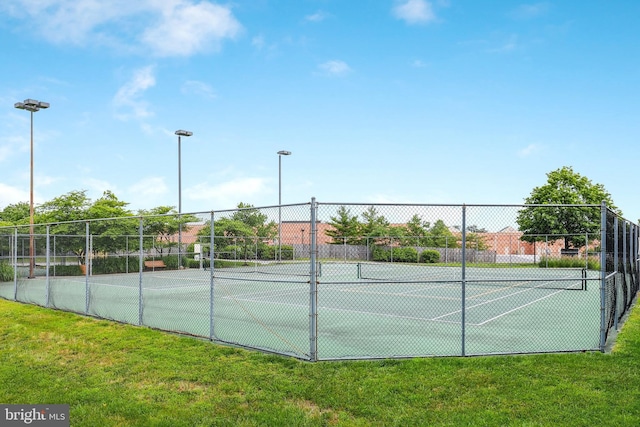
[401, 214, 431, 246]
[358, 206, 393, 245]
[325, 206, 361, 245]
[36, 190, 92, 264]
[0, 202, 30, 225]
[430, 220, 457, 248]
[87, 191, 137, 255]
[516, 166, 619, 250]
[198, 203, 277, 261]
[138, 206, 198, 255]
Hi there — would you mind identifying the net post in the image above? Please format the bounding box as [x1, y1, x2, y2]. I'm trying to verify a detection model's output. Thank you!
[309, 198, 318, 362]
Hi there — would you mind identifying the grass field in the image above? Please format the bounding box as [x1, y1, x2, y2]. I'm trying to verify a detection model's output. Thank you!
[1, 297, 640, 426]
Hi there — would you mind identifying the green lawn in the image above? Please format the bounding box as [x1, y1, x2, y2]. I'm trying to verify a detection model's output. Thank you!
[1, 298, 640, 426]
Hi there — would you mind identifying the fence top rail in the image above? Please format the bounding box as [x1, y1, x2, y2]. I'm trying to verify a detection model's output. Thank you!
[317, 202, 603, 208]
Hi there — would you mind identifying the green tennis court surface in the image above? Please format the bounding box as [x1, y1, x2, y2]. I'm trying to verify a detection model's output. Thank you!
[0, 262, 602, 360]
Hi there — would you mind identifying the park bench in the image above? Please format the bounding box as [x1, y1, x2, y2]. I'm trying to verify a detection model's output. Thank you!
[144, 260, 166, 270]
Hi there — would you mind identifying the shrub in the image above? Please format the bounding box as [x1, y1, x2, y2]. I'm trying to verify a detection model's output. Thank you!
[372, 246, 419, 263]
[258, 245, 276, 260]
[420, 250, 440, 264]
[0, 262, 14, 281]
[186, 258, 210, 269]
[392, 247, 419, 263]
[92, 256, 140, 274]
[372, 246, 390, 262]
[539, 256, 600, 270]
[50, 265, 84, 276]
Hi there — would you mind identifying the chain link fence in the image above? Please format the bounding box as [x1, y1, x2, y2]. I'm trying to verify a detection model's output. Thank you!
[0, 201, 637, 360]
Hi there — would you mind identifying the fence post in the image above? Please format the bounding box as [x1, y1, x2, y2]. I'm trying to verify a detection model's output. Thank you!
[210, 211, 216, 341]
[309, 198, 318, 361]
[138, 217, 144, 326]
[613, 215, 619, 330]
[461, 204, 467, 357]
[599, 202, 607, 351]
[45, 225, 50, 307]
[13, 228, 17, 301]
[84, 221, 90, 314]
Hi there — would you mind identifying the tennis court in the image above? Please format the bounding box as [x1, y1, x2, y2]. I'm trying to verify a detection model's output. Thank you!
[0, 261, 601, 360]
[1, 201, 637, 361]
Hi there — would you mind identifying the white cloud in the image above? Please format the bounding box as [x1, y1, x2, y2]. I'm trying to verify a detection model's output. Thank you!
[411, 59, 428, 68]
[318, 60, 352, 76]
[0, 0, 242, 57]
[488, 34, 520, 53]
[127, 176, 170, 209]
[305, 10, 328, 22]
[181, 80, 216, 99]
[510, 3, 550, 20]
[392, 0, 436, 25]
[517, 144, 540, 157]
[186, 177, 269, 208]
[252, 35, 266, 50]
[142, 1, 242, 57]
[113, 66, 156, 120]
[0, 183, 27, 207]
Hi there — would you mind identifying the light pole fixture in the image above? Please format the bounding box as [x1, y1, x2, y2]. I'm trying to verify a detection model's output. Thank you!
[175, 130, 193, 268]
[277, 150, 292, 261]
[15, 99, 49, 279]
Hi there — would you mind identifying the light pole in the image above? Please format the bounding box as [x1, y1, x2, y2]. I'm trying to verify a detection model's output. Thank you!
[14, 99, 49, 278]
[175, 130, 192, 268]
[277, 150, 291, 261]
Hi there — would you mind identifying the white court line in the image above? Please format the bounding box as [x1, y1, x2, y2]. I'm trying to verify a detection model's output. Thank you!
[338, 281, 462, 301]
[475, 288, 566, 326]
[217, 290, 564, 327]
[217, 285, 308, 300]
[218, 295, 456, 323]
[431, 280, 574, 324]
[59, 279, 210, 292]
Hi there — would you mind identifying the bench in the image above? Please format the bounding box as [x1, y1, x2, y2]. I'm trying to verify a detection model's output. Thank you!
[144, 260, 166, 270]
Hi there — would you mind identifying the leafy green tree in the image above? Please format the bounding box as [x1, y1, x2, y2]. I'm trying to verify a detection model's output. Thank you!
[358, 206, 392, 245]
[325, 206, 361, 245]
[430, 220, 457, 248]
[198, 203, 277, 261]
[516, 166, 619, 250]
[464, 225, 489, 250]
[401, 214, 431, 246]
[138, 206, 198, 255]
[88, 191, 137, 255]
[37, 190, 92, 264]
[0, 202, 30, 225]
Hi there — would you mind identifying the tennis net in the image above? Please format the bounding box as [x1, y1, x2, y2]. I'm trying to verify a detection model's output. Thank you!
[213, 261, 321, 278]
[356, 262, 588, 291]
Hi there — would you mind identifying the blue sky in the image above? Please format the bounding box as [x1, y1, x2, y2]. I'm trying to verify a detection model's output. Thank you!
[0, 0, 638, 219]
